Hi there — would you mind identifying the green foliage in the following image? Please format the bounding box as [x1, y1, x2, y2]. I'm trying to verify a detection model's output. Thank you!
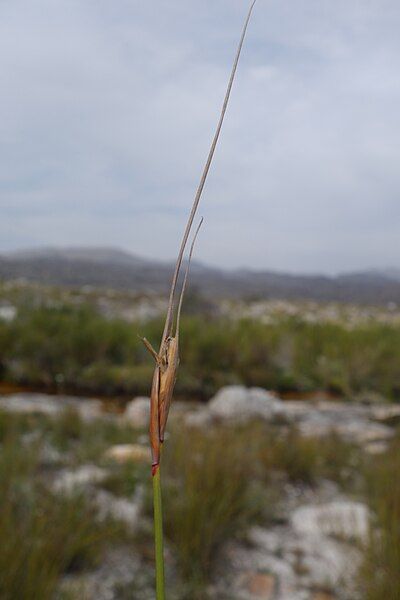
[0, 429, 119, 600]
[48, 408, 139, 464]
[6, 305, 140, 390]
[293, 321, 400, 398]
[50, 406, 83, 450]
[0, 409, 36, 442]
[1, 304, 400, 399]
[162, 426, 265, 591]
[101, 462, 147, 498]
[0, 305, 400, 397]
[257, 426, 358, 485]
[156, 422, 359, 595]
[0, 403, 393, 599]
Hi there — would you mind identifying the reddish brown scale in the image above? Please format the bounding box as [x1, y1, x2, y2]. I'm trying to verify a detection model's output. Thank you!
[158, 337, 180, 442]
[149, 364, 161, 467]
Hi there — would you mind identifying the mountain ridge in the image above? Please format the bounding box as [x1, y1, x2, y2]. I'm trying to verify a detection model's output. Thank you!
[0, 246, 399, 305]
[4, 246, 154, 267]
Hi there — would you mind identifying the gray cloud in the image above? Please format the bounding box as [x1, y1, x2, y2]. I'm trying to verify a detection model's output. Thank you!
[0, 0, 399, 273]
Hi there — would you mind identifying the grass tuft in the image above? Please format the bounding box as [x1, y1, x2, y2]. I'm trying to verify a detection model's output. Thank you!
[162, 425, 269, 590]
[359, 431, 400, 599]
[0, 414, 127, 600]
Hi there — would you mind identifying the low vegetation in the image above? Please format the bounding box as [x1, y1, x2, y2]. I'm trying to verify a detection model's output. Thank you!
[1, 303, 400, 400]
[157, 422, 361, 596]
[360, 431, 400, 599]
[0, 404, 398, 598]
[0, 416, 121, 600]
[257, 426, 359, 486]
[1, 286, 398, 598]
[162, 426, 265, 592]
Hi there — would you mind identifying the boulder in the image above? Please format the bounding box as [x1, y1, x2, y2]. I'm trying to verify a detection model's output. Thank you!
[291, 501, 369, 543]
[370, 404, 400, 426]
[364, 440, 389, 455]
[342, 421, 394, 445]
[185, 408, 214, 429]
[123, 397, 150, 428]
[293, 402, 395, 447]
[53, 465, 108, 494]
[58, 547, 142, 600]
[223, 494, 369, 599]
[104, 443, 150, 464]
[39, 442, 63, 466]
[209, 386, 282, 423]
[0, 393, 103, 421]
[95, 489, 142, 529]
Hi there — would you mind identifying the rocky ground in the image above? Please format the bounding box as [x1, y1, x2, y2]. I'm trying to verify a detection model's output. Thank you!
[0, 387, 399, 599]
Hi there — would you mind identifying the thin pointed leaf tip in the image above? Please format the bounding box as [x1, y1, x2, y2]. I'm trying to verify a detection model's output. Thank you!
[143, 0, 258, 472]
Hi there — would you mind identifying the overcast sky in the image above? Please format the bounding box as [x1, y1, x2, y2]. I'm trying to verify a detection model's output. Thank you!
[1, 0, 399, 274]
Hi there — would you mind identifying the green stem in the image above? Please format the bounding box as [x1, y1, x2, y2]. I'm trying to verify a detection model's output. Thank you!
[153, 463, 165, 600]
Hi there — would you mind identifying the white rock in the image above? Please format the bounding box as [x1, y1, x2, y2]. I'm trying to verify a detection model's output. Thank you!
[103, 443, 150, 464]
[364, 440, 389, 455]
[287, 400, 395, 447]
[95, 488, 143, 530]
[76, 400, 104, 421]
[0, 393, 61, 416]
[123, 397, 150, 428]
[370, 404, 400, 425]
[53, 467, 142, 530]
[278, 400, 313, 422]
[340, 421, 394, 445]
[53, 465, 108, 493]
[291, 501, 369, 544]
[39, 443, 63, 466]
[0, 393, 103, 421]
[286, 533, 360, 591]
[0, 304, 16, 322]
[185, 408, 214, 429]
[229, 509, 365, 598]
[209, 386, 282, 423]
[59, 547, 141, 600]
[226, 530, 301, 599]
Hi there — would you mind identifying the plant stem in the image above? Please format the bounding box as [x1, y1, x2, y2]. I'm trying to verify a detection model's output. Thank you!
[153, 463, 165, 600]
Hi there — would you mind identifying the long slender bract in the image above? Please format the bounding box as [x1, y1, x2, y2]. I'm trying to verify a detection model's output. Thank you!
[144, 3, 258, 597]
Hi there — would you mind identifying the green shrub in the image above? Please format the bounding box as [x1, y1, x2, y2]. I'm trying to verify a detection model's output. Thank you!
[162, 425, 263, 590]
[258, 427, 320, 483]
[51, 413, 139, 464]
[255, 425, 356, 485]
[159, 423, 356, 594]
[0, 432, 119, 600]
[50, 406, 83, 450]
[0, 409, 36, 442]
[1, 303, 400, 398]
[101, 462, 147, 498]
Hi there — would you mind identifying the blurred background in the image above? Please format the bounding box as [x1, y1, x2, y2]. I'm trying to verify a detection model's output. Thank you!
[0, 1, 399, 598]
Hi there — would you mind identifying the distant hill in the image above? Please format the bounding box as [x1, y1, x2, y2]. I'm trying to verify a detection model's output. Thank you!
[6, 247, 152, 267]
[373, 268, 400, 282]
[1, 246, 400, 305]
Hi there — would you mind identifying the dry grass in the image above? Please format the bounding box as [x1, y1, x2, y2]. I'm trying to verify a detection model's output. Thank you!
[159, 422, 357, 595]
[0, 429, 120, 600]
[258, 426, 358, 486]
[0, 405, 396, 599]
[161, 425, 265, 592]
[359, 431, 400, 599]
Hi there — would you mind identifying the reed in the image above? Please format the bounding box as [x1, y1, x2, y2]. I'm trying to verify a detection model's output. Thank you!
[142, 2, 258, 597]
